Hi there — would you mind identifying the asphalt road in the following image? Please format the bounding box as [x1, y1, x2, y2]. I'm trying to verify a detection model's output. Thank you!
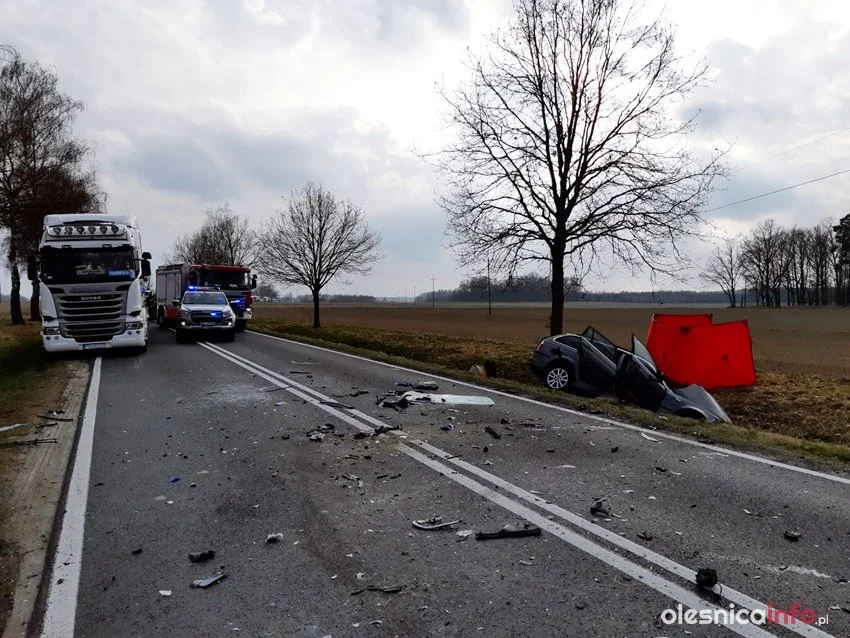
[36, 328, 850, 637]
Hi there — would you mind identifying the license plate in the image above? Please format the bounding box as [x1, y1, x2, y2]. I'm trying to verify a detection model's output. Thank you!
[201, 322, 216, 326]
[82, 343, 109, 350]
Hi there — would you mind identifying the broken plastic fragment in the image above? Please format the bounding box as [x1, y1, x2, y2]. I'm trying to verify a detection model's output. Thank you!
[190, 572, 228, 588]
[266, 533, 285, 543]
[413, 517, 459, 531]
[188, 550, 216, 563]
[475, 523, 541, 540]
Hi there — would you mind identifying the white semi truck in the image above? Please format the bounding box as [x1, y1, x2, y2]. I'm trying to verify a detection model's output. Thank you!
[31, 214, 152, 354]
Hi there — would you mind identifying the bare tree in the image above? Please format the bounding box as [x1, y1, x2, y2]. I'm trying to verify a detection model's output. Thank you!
[259, 182, 382, 328]
[740, 219, 790, 307]
[782, 227, 810, 306]
[428, 0, 726, 335]
[807, 220, 835, 305]
[830, 215, 849, 305]
[700, 238, 740, 308]
[171, 204, 257, 266]
[0, 46, 90, 324]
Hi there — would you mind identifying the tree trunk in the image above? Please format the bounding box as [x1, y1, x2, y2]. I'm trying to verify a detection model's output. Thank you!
[30, 278, 41, 321]
[311, 288, 321, 328]
[549, 249, 565, 335]
[729, 287, 736, 308]
[8, 236, 25, 325]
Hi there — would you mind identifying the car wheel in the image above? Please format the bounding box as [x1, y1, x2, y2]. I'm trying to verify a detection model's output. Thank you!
[544, 363, 572, 391]
[223, 330, 236, 343]
[235, 319, 247, 332]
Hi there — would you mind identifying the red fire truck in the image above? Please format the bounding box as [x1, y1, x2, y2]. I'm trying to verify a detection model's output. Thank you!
[155, 263, 257, 331]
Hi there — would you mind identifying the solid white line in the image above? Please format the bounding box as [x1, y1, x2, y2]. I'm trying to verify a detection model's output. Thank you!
[398, 444, 778, 638]
[408, 439, 834, 638]
[246, 330, 850, 486]
[41, 358, 102, 638]
[199, 341, 834, 638]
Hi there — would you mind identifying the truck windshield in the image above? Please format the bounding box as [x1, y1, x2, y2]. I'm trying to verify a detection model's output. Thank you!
[40, 248, 136, 284]
[191, 270, 249, 289]
[183, 292, 228, 305]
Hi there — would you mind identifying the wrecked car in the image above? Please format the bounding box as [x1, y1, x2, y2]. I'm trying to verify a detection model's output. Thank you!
[529, 326, 731, 423]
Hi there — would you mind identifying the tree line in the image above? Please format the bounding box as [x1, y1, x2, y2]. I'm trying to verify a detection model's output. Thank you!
[0, 46, 103, 324]
[701, 216, 850, 307]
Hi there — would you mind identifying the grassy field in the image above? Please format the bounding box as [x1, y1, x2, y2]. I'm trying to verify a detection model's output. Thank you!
[252, 303, 850, 460]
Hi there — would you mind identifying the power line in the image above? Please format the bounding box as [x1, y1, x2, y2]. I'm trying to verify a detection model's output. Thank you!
[732, 126, 850, 173]
[707, 168, 850, 213]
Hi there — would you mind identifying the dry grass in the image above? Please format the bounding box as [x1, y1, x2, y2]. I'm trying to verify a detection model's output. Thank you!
[253, 303, 850, 453]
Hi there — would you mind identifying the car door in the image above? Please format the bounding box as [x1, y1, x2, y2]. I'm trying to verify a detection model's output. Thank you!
[613, 352, 667, 412]
[576, 337, 617, 393]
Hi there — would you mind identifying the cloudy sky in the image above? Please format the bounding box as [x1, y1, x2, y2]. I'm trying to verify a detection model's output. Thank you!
[3, 0, 850, 297]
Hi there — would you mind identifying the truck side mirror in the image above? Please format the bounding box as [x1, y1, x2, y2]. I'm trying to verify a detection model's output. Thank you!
[251, 274, 257, 289]
[141, 251, 152, 260]
[141, 260, 151, 278]
[26, 255, 38, 281]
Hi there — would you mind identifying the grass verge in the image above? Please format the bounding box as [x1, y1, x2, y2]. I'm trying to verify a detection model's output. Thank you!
[251, 318, 850, 469]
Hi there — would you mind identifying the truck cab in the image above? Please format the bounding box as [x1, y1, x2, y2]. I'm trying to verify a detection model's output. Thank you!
[35, 215, 151, 354]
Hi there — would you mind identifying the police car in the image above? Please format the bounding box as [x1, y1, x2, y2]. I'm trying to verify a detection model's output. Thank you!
[174, 286, 237, 343]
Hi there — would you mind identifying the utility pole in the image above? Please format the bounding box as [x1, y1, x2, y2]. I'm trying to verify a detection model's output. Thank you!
[413, 284, 416, 304]
[404, 287, 407, 305]
[431, 275, 436, 309]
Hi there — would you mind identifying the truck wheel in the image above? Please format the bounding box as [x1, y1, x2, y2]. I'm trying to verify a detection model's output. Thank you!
[223, 330, 236, 343]
[157, 307, 167, 328]
[235, 319, 247, 332]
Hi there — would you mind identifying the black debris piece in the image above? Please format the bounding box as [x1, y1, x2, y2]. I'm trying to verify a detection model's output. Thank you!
[354, 432, 369, 439]
[783, 530, 802, 542]
[475, 523, 541, 541]
[37, 414, 74, 421]
[266, 533, 284, 543]
[190, 572, 228, 588]
[373, 424, 399, 436]
[414, 380, 439, 391]
[500, 418, 510, 425]
[351, 585, 404, 595]
[484, 426, 501, 440]
[131, 547, 143, 555]
[655, 466, 668, 473]
[637, 531, 653, 542]
[695, 568, 719, 588]
[320, 400, 354, 409]
[36, 422, 60, 428]
[0, 438, 58, 448]
[590, 499, 610, 517]
[611, 446, 619, 453]
[188, 550, 216, 563]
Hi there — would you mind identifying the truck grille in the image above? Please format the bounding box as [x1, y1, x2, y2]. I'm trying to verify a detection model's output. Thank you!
[190, 311, 224, 324]
[57, 293, 125, 342]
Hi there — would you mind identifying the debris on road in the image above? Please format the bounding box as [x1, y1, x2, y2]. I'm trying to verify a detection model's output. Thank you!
[307, 423, 335, 441]
[168, 476, 181, 483]
[696, 568, 719, 588]
[333, 390, 370, 398]
[351, 585, 404, 595]
[590, 499, 610, 517]
[783, 530, 802, 542]
[188, 550, 216, 563]
[190, 572, 228, 589]
[476, 523, 541, 541]
[0, 423, 29, 434]
[158, 590, 172, 597]
[131, 547, 143, 555]
[440, 424, 454, 431]
[380, 390, 495, 408]
[655, 466, 667, 473]
[373, 424, 399, 436]
[320, 400, 354, 409]
[637, 531, 653, 542]
[484, 425, 501, 439]
[456, 530, 474, 541]
[266, 533, 285, 544]
[611, 446, 619, 453]
[413, 517, 460, 531]
[414, 380, 439, 391]
[640, 433, 660, 443]
[36, 421, 60, 428]
[0, 438, 57, 448]
[354, 431, 369, 439]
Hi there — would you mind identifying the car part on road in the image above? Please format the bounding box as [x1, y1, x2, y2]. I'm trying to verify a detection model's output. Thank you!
[637, 531, 653, 542]
[158, 590, 172, 597]
[36, 414, 74, 421]
[190, 572, 228, 588]
[590, 499, 610, 517]
[475, 523, 541, 540]
[441, 423, 454, 431]
[319, 399, 354, 409]
[351, 585, 404, 595]
[412, 517, 460, 531]
[188, 550, 216, 563]
[695, 567, 719, 588]
[131, 547, 143, 555]
[266, 533, 284, 543]
[485, 425, 501, 439]
[784, 530, 802, 542]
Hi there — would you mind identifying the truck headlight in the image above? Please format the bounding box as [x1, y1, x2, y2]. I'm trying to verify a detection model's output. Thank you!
[43, 327, 61, 336]
[126, 321, 144, 330]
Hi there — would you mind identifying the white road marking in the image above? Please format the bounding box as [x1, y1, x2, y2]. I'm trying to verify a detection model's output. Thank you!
[246, 330, 850, 486]
[200, 341, 837, 638]
[41, 358, 102, 638]
[408, 440, 834, 638]
[398, 444, 777, 638]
